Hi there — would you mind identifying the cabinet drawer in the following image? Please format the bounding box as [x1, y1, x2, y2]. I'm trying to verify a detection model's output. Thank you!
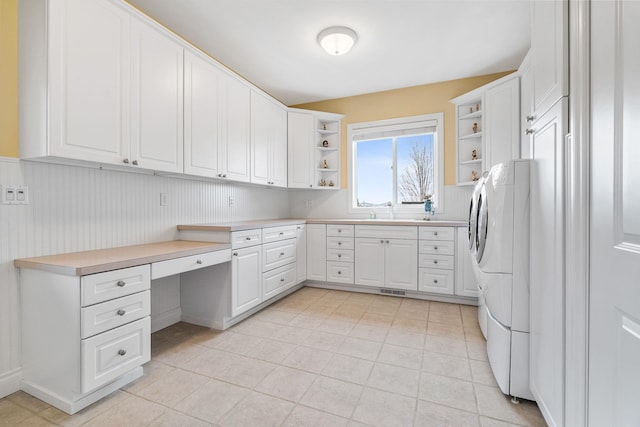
[327, 249, 354, 263]
[81, 291, 150, 339]
[81, 317, 150, 392]
[152, 249, 231, 280]
[419, 227, 455, 241]
[263, 263, 296, 300]
[419, 254, 454, 270]
[419, 240, 455, 256]
[418, 268, 454, 295]
[81, 265, 150, 306]
[326, 224, 355, 237]
[327, 236, 354, 250]
[263, 239, 296, 271]
[231, 229, 262, 249]
[355, 225, 418, 239]
[327, 261, 354, 284]
[263, 225, 297, 243]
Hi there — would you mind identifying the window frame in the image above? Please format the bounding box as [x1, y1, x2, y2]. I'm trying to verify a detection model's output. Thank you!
[347, 113, 444, 215]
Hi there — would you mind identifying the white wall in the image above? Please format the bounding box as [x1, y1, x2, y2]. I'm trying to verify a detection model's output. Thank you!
[288, 186, 473, 221]
[0, 157, 289, 397]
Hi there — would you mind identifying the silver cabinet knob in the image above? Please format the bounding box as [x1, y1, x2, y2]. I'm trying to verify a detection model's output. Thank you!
[233, 252, 238, 256]
[309, 184, 313, 187]
[132, 160, 138, 166]
[526, 115, 535, 122]
[434, 279, 438, 284]
[118, 349, 127, 356]
[338, 229, 342, 233]
[217, 173, 223, 177]
[434, 231, 438, 236]
[385, 240, 389, 244]
[525, 128, 535, 135]
[117, 309, 126, 316]
[280, 252, 285, 256]
[434, 246, 438, 250]
[337, 271, 342, 275]
[280, 277, 285, 282]
[279, 232, 284, 235]
[117, 280, 126, 287]
[338, 254, 342, 258]
[338, 242, 342, 246]
[123, 158, 130, 164]
[380, 240, 384, 243]
[246, 236, 251, 240]
[196, 259, 203, 264]
[434, 260, 438, 264]
[222, 174, 227, 178]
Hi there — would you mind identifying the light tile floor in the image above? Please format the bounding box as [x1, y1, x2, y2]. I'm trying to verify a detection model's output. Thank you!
[0, 288, 546, 426]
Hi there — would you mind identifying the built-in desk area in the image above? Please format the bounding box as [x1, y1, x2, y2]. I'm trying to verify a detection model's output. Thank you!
[14, 240, 231, 414]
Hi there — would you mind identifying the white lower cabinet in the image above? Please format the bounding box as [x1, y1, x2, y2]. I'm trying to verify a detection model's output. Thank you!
[418, 226, 456, 295]
[20, 265, 152, 414]
[306, 224, 327, 281]
[263, 263, 296, 300]
[455, 227, 479, 297]
[295, 224, 307, 284]
[419, 267, 455, 294]
[231, 244, 262, 317]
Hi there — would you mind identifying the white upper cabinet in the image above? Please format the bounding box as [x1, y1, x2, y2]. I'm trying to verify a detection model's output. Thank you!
[531, 0, 568, 119]
[220, 74, 252, 183]
[251, 92, 287, 187]
[21, 0, 131, 163]
[484, 76, 520, 170]
[130, 18, 184, 173]
[184, 50, 221, 178]
[287, 110, 315, 188]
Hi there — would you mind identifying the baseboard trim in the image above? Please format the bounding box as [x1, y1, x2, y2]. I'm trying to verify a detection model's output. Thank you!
[0, 368, 22, 399]
[151, 307, 182, 333]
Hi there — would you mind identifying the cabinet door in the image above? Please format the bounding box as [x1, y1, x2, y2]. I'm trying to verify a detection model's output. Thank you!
[130, 19, 184, 173]
[270, 105, 288, 187]
[48, 0, 130, 164]
[184, 50, 220, 178]
[306, 224, 326, 281]
[385, 239, 418, 290]
[354, 238, 385, 287]
[455, 227, 479, 297]
[531, 0, 568, 118]
[250, 92, 272, 185]
[288, 111, 314, 188]
[231, 246, 262, 317]
[220, 73, 251, 182]
[296, 225, 307, 284]
[484, 77, 520, 169]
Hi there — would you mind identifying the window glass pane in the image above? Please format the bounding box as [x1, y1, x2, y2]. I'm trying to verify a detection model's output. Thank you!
[396, 134, 434, 203]
[355, 138, 393, 207]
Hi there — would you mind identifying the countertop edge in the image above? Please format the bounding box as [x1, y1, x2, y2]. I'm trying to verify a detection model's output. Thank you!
[178, 218, 466, 231]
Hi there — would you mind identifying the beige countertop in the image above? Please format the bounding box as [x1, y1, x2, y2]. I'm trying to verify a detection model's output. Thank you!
[177, 219, 307, 232]
[14, 241, 231, 276]
[178, 218, 466, 232]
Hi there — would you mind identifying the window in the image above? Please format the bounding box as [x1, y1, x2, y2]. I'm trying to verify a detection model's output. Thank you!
[348, 113, 444, 212]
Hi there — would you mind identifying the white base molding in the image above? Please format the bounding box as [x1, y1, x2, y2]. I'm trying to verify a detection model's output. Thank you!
[21, 367, 143, 415]
[151, 307, 182, 333]
[0, 368, 22, 399]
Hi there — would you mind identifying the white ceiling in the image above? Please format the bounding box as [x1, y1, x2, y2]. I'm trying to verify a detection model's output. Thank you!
[126, 0, 532, 106]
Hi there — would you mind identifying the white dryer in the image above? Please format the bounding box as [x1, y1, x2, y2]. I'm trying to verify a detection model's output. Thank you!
[468, 159, 533, 401]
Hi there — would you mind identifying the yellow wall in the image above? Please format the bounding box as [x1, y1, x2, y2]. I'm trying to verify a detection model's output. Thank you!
[0, 0, 18, 158]
[292, 72, 513, 187]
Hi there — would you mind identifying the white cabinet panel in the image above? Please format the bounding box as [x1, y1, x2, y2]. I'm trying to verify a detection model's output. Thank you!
[231, 245, 262, 317]
[327, 237, 355, 251]
[455, 227, 479, 298]
[81, 291, 150, 339]
[419, 240, 455, 256]
[263, 225, 297, 243]
[418, 268, 454, 295]
[251, 91, 287, 187]
[81, 265, 150, 306]
[184, 50, 220, 178]
[419, 254, 454, 270]
[288, 111, 314, 188]
[263, 263, 296, 300]
[385, 239, 418, 291]
[306, 224, 327, 281]
[220, 74, 251, 182]
[151, 250, 231, 280]
[130, 18, 183, 173]
[262, 239, 296, 272]
[484, 77, 520, 169]
[327, 225, 355, 237]
[231, 229, 262, 249]
[419, 227, 455, 241]
[354, 238, 385, 288]
[327, 262, 354, 284]
[296, 225, 307, 284]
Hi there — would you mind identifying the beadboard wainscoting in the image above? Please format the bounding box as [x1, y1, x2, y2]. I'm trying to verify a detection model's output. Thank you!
[288, 186, 474, 221]
[0, 157, 289, 398]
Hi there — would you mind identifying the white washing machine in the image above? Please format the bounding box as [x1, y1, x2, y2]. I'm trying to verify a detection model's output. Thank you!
[468, 159, 533, 401]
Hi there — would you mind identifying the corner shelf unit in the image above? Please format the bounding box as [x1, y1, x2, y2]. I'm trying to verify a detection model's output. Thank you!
[314, 113, 343, 189]
[451, 93, 484, 186]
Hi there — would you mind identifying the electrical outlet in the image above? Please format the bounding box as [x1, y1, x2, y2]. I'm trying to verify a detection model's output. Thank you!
[160, 193, 168, 206]
[228, 196, 234, 207]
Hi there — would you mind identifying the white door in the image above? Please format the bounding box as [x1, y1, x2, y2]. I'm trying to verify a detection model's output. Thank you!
[220, 73, 251, 182]
[231, 246, 262, 317]
[484, 77, 520, 169]
[48, 0, 130, 165]
[184, 50, 220, 178]
[270, 105, 288, 188]
[589, 2, 640, 425]
[288, 111, 314, 188]
[385, 239, 418, 290]
[306, 224, 326, 282]
[130, 19, 184, 173]
[354, 238, 385, 287]
[455, 227, 479, 298]
[250, 92, 272, 185]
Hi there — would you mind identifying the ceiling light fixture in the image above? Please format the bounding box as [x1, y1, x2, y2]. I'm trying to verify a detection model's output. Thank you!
[317, 26, 358, 56]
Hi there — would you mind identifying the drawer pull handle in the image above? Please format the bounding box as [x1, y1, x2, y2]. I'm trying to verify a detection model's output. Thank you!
[279, 232, 284, 235]
[433, 260, 438, 264]
[280, 252, 285, 256]
[434, 279, 439, 284]
[434, 232, 438, 236]
[385, 240, 389, 244]
[117, 309, 126, 316]
[280, 277, 285, 282]
[118, 349, 127, 356]
[123, 158, 129, 164]
[246, 237, 252, 240]
[196, 259, 203, 264]
[434, 246, 438, 250]
[338, 254, 342, 258]
[338, 271, 342, 275]
[233, 252, 238, 256]
[132, 160, 138, 166]
[338, 229, 342, 233]
[116, 280, 126, 287]
[338, 242, 342, 246]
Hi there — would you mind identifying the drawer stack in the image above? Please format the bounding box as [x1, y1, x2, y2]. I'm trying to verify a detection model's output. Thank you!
[326, 224, 355, 284]
[418, 227, 456, 294]
[80, 265, 151, 392]
[262, 225, 297, 300]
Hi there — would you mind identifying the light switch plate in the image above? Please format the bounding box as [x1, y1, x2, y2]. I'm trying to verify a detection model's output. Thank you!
[1, 185, 29, 205]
